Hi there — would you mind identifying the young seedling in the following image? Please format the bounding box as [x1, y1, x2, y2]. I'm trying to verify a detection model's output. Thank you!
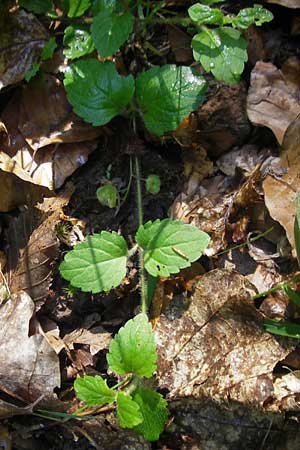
[59, 158, 210, 441]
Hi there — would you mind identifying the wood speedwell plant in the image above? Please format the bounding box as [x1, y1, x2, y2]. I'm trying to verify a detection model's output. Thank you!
[19, 0, 273, 441]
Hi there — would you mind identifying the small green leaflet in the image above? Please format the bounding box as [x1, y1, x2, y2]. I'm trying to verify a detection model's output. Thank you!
[232, 4, 273, 30]
[19, 0, 52, 14]
[107, 313, 157, 378]
[91, 10, 134, 57]
[136, 218, 210, 277]
[136, 65, 207, 136]
[133, 387, 168, 441]
[59, 230, 128, 293]
[188, 3, 224, 26]
[116, 392, 143, 428]
[96, 184, 118, 208]
[74, 375, 116, 406]
[294, 192, 300, 268]
[64, 25, 94, 60]
[41, 37, 57, 60]
[192, 27, 248, 84]
[63, 0, 91, 17]
[146, 175, 161, 195]
[264, 319, 300, 339]
[64, 60, 135, 126]
[25, 64, 40, 82]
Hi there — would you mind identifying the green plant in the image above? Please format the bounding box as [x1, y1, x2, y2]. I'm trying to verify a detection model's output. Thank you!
[21, 0, 273, 134]
[18, 0, 273, 440]
[59, 157, 210, 440]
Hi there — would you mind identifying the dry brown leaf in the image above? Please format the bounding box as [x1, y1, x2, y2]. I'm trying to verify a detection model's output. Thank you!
[263, 0, 300, 7]
[63, 326, 111, 356]
[155, 269, 292, 404]
[0, 170, 50, 212]
[263, 114, 300, 250]
[247, 58, 300, 144]
[0, 9, 48, 90]
[0, 291, 60, 404]
[167, 25, 192, 64]
[5, 186, 73, 304]
[18, 75, 104, 150]
[0, 76, 105, 192]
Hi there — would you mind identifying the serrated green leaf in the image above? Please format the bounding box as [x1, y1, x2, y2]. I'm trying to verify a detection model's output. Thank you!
[232, 4, 273, 30]
[294, 192, 300, 268]
[264, 319, 300, 339]
[92, 0, 118, 14]
[59, 231, 128, 293]
[188, 3, 224, 25]
[74, 375, 116, 406]
[91, 10, 134, 57]
[25, 63, 40, 82]
[41, 37, 57, 60]
[146, 175, 160, 195]
[64, 25, 94, 60]
[192, 27, 248, 84]
[19, 0, 52, 13]
[136, 218, 210, 277]
[107, 313, 157, 378]
[136, 65, 207, 136]
[116, 392, 143, 428]
[64, 59, 134, 126]
[133, 388, 168, 441]
[96, 184, 118, 208]
[63, 0, 91, 17]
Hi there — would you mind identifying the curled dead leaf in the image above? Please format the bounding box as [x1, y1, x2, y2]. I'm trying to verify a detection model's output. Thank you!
[247, 58, 300, 144]
[5, 186, 73, 305]
[0, 291, 60, 406]
[263, 114, 300, 250]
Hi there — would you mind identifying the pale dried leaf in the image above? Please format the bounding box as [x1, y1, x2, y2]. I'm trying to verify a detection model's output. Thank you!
[0, 291, 60, 404]
[247, 58, 300, 144]
[263, 114, 300, 250]
[63, 326, 111, 355]
[0, 78, 104, 190]
[155, 269, 292, 404]
[6, 186, 73, 304]
[18, 75, 104, 150]
[0, 170, 50, 212]
[263, 0, 300, 7]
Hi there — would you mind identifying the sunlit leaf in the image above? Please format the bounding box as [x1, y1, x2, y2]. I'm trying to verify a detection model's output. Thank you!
[192, 27, 248, 84]
[136, 218, 210, 277]
[116, 392, 143, 428]
[74, 375, 116, 406]
[136, 65, 207, 136]
[64, 25, 94, 60]
[59, 230, 128, 293]
[107, 313, 157, 378]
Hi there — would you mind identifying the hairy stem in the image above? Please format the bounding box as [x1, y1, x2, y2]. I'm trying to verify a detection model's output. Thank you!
[135, 156, 147, 314]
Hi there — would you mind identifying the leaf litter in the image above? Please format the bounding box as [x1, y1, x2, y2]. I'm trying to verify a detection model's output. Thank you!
[1, 2, 300, 450]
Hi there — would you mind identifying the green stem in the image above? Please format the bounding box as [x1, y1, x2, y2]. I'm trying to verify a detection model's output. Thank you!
[135, 156, 147, 314]
[253, 274, 300, 300]
[215, 227, 274, 257]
